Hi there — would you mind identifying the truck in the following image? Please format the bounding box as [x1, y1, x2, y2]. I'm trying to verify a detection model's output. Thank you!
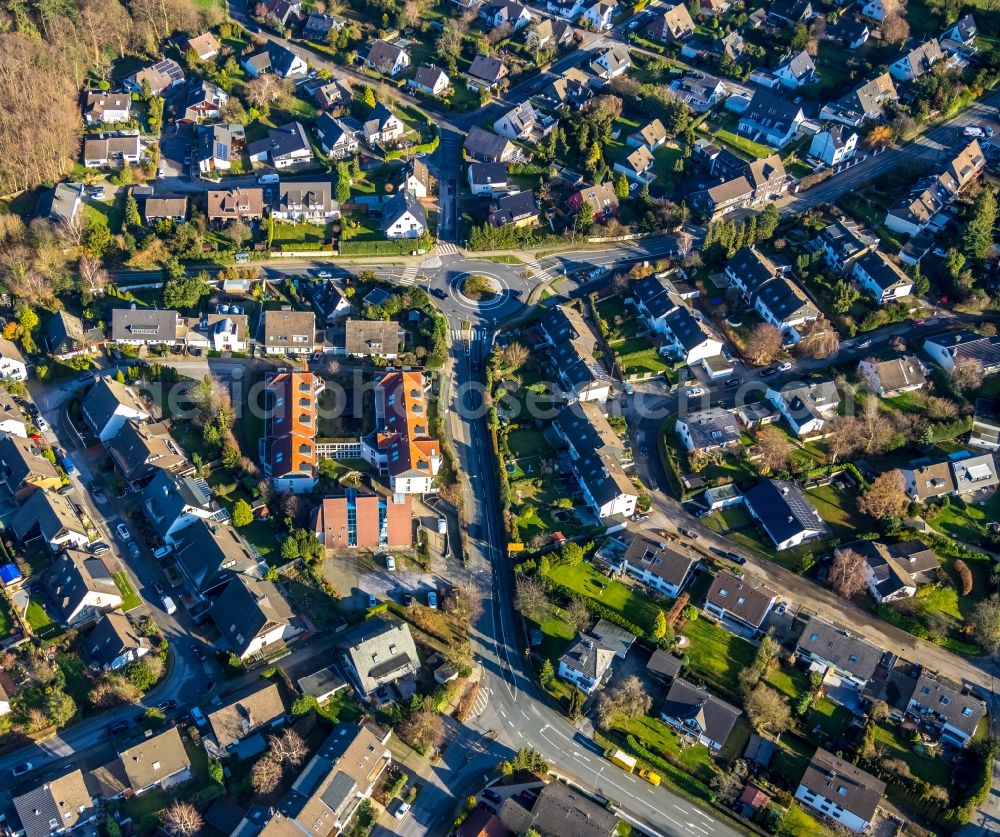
[609, 749, 637, 773]
[639, 768, 662, 786]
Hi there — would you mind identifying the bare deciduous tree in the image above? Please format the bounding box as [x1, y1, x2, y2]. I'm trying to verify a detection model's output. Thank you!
[596, 676, 652, 728]
[795, 318, 840, 359]
[745, 684, 790, 735]
[858, 470, 908, 520]
[971, 595, 1000, 654]
[825, 416, 859, 465]
[881, 12, 910, 45]
[828, 548, 867, 599]
[858, 399, 895, 454]
[951, 358, 984, 394]
[245, 73, 290, 106]
[78, 255, 109, 297]
[565, 596, 592, 634]
[754, 427, 791, 475]
[744, 322, 783, 366]
[500, 342, 529, 370]
[398, 709, 444, 752]
[269, 729, 308, 767]
[515, 576, 551, 623]
[161, 803, 203, 837]
[251, 754, 284, 793]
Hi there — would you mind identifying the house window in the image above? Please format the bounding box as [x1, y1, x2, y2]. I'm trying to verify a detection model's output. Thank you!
[940, 696, 950, 705]
[921, 686, 931, 695]
[810, 633, 819, 642]
[837, 787, 847, 796]
[848, 655, 858, 664]
[962, 707, 973, 717]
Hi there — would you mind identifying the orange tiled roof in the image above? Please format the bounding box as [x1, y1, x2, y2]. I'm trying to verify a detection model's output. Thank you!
[265, 371, 317, 480]
[376, 371, 440, 479]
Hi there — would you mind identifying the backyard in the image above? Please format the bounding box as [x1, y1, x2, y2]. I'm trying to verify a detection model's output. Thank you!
[545, 560, 662, 635]
[679, 616, 756, 700]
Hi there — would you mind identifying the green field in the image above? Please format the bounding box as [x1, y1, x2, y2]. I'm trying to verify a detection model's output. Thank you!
[546, 561, 662, 634]
[806, 484, 874, 540]
[617, 715, 718, 784]
[680, 617, 756, 700]
[804, 696, 854, 740]
[872, 720, 951, 787]
[714, 129, 774, 160]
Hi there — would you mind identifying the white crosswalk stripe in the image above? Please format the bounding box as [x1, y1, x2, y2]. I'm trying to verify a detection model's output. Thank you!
[435, 242, 459, 255]
[395, 265, 420, 286]
[525, 258, 556, 284]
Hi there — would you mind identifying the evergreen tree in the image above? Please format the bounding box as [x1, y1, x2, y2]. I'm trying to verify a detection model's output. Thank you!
[335, 162, 352, 205]
[757, 203, 779, 240]
[960, 185, 997, 260]
[539, 658, 554, 686]
[124, 193, 141, 228]
[614, 172, 629, 199]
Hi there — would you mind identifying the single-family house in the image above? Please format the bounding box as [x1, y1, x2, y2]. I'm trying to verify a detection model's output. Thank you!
[313, 113, 361, 158]
[382, 191, 427, 239]
[923, 330, 1000, 375]
[141, 469, 218, 545]
[614, 145, 654, 182]
[769, 0, 813, 26]
[837, 538, 938, 603]
[206, 681, 288, 753]
[247, 121, 313, 169]
[466, 54, 509, 89]
[118, 727, 191, 795]
[660, 678, 742, 751]
[831, 16, 870, 48]
[0, 339, 27, 382]
[819, 73, 897, 127]
[900, 452, 998, 502]
[647, 4, 695, 40]
[970, 399, 1000, 451]
[906, 671, 986, 748]
[302, 12, 346, 41]
[775, 50, 817, 88]
[12, 490, 89, 554]
[676, 407, 741, 453]
[618, 531, 698, 598]
[83, 92, 131, 126]
[271, 180, 337, 223]
[207, 187, 265, 222]
[180, 80, 228, 123]
[737, 90, 804, 148]
[703, 570, 777, 636]
[809, 126, 859, 166]
[82, 377, 150, 442]
[743, 479, 830, 549]
[259, 0, 301, 26]
[83, 134, 142, 168]
[45, 550, 122, 626]
[185, 32, 221, 60]
[339, 617, 420, 698]
[581, 0, 616, 30]
[361, 103, 405, 146]
[468, 162, 509, 196]
[410, 65, 450, 96]
[12, 770, 95, 837]
[795, 749, 885, 832]
[0, 435, 62, 499]
[211, 575, 301, 661]
[105, 420, 188, 489]
[590, 46, 631, 81]
[488, 190, 539, 228]
[343, 320, 404, 359]
[0, 390, 26, 439]
[670, 72, 729, 112]
[559, 631, 625, 693]
[480, 1, 533, 29]
[46, 311, 102, 361]
[796, 616, 883, 693]
[568, 181, 618, 221]
[365, 40, 410, 76]
[939, 13, 977, 48]
[852, 250, 913, 304]
[171, 519, 260, 595]
[144, 196, 188, 223]
[85, 612, 151, 671]
[493, 102, 552, 143]
[196, 123, 245, 174]
[818, 220, 877, 269]
[125, 59, 184, 94]
[527, 17, 574, 49]
[463, 126, 516, 162]
[692, 155, 787, 220]
[766, 380, 839, 436]
[627, 119, 668, 152]
[858, 355, 926, 396]
[889, 39, 944, 81]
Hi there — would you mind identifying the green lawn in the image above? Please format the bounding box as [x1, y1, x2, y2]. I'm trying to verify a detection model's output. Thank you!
[680, 617, 756, 700]
[872, 720, 951, 787]
[270, 221, 332, 245]
[779, 803, 829, 837]
[703, 504, 755, 534]
[926, 493, 1000, 545]
[620, 348, 675, 376]
[806, 484, 874, 541]
[506, 427, 550, 459]
[713, 129, 774, 160]
[764, 663, 811, 700]
[545, 561, 662, 634]
[207, 472, 281, 564]
[617, 715, 718, 784]
[0, 596, 13, 638]
[57, 653, 92, 707]
[25, 600, 58, 638]
[113, 571, 142, 612]
[883, 390, 928, 415]
[804, 697, 854, 740]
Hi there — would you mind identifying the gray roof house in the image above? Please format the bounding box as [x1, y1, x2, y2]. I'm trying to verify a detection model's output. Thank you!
[742, 479, 830, 550]
[111, 308, 181, 345]
[703, 570, 777, 636]
[246, 121, 313, 169]
[339, 617, 420, 698]
[81, 377, 151, 442]
[45, 549, 123, 626]
[906, 671, 986, 747]
[45, 310, 103, 359]
[12, 491, 90, 554]
[141, 469, 218, 544]
[206, 681, 288, 753]
[106, 420, 189, 488]
[558, 634, 618, 695]
[675, 407, 741, 453]
[795, 749, 885, 832]
[210, 575, 300, 661]
[12, 770, 94, 837]
[84, 611, 151, 671]
[660, 677, 742, 751]
[172, 519, 260, 595]
[796, 616, 884, 692]
[537, 305, 612, 404]
[838, 538, 938, 603]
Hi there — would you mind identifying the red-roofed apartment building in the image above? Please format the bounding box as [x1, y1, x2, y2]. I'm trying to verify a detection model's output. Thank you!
[313, 490, 413, 549]
[262, 371, 318, 494]
[362, 371, 441, 494]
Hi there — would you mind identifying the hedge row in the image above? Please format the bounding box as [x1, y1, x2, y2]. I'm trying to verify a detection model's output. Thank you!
[543, 579, 647, 638]
[624, 735, 716, 803]
[339, 240, 423, 255]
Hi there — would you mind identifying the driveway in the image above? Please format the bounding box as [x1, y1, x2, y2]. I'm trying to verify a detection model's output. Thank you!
[158, 122, 193, 178]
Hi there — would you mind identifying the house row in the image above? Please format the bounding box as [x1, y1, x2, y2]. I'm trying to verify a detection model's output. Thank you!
[724, 247, 818, 343]
[692, 154, 788, 221]
[628, 272, 723, 366]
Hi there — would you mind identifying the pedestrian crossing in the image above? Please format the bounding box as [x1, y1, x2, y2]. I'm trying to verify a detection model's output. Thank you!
[525, 258, 557, 285]
[396, 265, 420, 286]
[435, 241, 459, 256]
[450, 326, 491, 343]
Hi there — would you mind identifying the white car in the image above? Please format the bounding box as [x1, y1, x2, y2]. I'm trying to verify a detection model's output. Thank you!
[36, 417, 49, 432]
[685, 387, 706, 397]
[386, 554, 396, 571]
[316, 270, 332, 278]
[394, 803, 411, 820]
[777, 362, 792, 372]
[116, 523, 131, 540]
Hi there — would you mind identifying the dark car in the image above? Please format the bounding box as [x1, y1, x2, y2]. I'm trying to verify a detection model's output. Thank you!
[109, 720, 130, 735]
[157, 700, 177, 713]
[727, 551, 746, 565]
[723, 378, 742, 389]
[482, 789, 502, 804]
[402, 592, 414, 607]
[430, 287, 448, 299]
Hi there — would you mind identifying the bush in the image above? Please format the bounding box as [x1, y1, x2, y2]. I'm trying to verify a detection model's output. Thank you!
[954, 560, 974, 596]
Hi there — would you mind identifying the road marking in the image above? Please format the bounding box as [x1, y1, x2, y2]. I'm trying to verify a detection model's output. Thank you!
[686, 823, 709, 836]
[499, 710, 506, 719]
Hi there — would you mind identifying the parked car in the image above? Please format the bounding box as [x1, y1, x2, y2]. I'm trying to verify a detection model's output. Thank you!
[482, 789, 502, 804]
[394, 803, 411, 820]
[316, 270, 332, 278]
[157, 700, 177, 713]
[727, 551, 746, 565]
[11, 762, 32, 777]
[681, 528, 699, 540]
[116, 523, 131, 540]
[385, 554, 396, 571]
[777, 362, 792, 372]
[402, 592, 413, 607]
[427, 591, 438, 609]
[109, 720, 129, 735]
[723, 378, 742, 389]
[127, 542, 140, 559]
[36, 417, 49, 432]
[431, 287, 448, 299]
[190, 707, 207, 728]
[685, 387, 705, 397]
[90, 541, 110, 555]
[90, 482, 105, 501]
[89, 186, 105, 199]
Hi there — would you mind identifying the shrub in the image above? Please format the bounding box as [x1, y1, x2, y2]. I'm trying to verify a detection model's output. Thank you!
[954, 560, 974, 596]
